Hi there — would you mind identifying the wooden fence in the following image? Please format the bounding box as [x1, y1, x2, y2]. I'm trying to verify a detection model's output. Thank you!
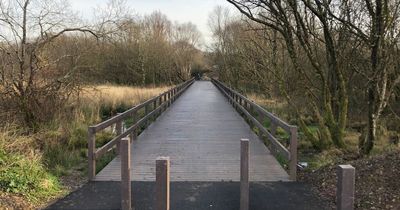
[87, 78, 195, 181]
[212, 78, 298, 181]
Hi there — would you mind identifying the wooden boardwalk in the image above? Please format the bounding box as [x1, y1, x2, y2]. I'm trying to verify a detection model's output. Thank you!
[95, 81, 289, 182]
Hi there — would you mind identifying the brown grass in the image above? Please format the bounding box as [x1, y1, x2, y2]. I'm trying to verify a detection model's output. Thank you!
[80, 85, 170, 109]
[0, 124, 36, 154]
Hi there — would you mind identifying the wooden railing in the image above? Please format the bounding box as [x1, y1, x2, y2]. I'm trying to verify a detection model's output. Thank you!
[211, 78, 298, 181]
[87, 78, 195, 181]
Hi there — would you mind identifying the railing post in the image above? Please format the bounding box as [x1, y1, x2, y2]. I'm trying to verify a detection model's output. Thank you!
[337, 165, 355, 210]
[173, 89, 176, 102]
[121, 137, 132, 210]
[158, 96, 163, 115]
[156, 157, 170, 210]
[289, 126, 298, 181]
[145, 104, 150, 127]
[270, 123, 277, 136]
[153, 100, 157, 121]
[116, 113, 123, 154]
[130, 111, 137, 143]
[88, 126, 96, 181]
[168, 92, 171, 107]
[163, 94, 167, 111]
[234, 94, 237, 109]
[231, 92, 235, 106]
[240, 139, 249, 210]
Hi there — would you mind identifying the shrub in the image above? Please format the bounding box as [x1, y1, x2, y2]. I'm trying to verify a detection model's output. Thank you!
[0, 149, 62, 202]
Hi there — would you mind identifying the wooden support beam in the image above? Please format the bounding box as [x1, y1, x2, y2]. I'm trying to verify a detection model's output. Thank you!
[337, 165, 355, 210]
[156, 157, 170, 210]
[88, 126, 96, 181]
[240, 139, 249, 210]
[120, 138, 132, 210]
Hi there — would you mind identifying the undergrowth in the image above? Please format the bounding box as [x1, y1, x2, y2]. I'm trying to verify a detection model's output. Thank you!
[0, 127, 63, 203]
[0, 85, 169, 207]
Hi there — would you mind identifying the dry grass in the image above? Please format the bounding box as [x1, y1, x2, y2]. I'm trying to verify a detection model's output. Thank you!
[247, 93, 287, 114]
[0, 84, 173, 208]
[0, 124, 36, 154]
[247, 93, 285, 106]
[80, 85, 170, 109]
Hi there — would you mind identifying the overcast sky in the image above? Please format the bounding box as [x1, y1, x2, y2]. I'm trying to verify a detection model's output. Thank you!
[69, 0, 236, 47]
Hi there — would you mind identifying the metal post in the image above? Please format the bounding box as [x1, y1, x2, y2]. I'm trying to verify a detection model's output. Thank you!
[337, 165, 355, 210]
[88, 126, 96, 181]
[289, 126, 298, 181]
[240, 139, 249, 210]
[156, 157, 170, 210]
[121, 138, 132, 210]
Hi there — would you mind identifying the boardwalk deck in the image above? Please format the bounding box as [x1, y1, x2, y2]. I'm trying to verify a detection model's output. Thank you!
[95, 81, 289, 181]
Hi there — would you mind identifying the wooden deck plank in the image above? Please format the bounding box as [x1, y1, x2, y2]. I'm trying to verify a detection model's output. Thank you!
[95, 81, 289, 181]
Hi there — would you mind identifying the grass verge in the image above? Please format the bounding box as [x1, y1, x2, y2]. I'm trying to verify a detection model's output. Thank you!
[0, 84, 169, 208]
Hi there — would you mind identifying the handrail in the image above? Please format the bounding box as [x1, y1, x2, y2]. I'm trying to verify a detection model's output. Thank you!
[88, 78, 195, 181]
[211, 78, 298, 181]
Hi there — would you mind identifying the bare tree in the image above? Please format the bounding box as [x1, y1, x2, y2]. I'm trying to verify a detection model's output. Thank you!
[172, 22, 202, 81]
[327, 0, 400, 154]
[0, 0, 97, 127]
[226, 0, 350, 149]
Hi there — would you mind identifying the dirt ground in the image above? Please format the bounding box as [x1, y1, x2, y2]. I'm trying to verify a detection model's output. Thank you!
[299, 150, 400, 210]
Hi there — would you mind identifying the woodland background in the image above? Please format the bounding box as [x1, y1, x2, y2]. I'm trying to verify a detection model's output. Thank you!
[0, 0, 399, 209]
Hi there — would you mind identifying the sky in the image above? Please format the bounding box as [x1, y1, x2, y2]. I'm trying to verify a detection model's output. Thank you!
[69, 0, 237, 47]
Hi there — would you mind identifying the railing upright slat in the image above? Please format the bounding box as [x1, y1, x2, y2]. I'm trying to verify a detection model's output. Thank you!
[211, 78, 297, 181]
[87, 78, 194, 180]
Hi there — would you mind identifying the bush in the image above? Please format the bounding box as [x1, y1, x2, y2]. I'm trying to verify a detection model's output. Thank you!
[0, 149, 62, 202]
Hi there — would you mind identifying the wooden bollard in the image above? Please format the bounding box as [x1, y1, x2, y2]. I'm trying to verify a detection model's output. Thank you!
[120, 138, 132, 210]
[156, 157, 170, 210]
[240, 139, 249, 210]
[337, 165, 355, 210]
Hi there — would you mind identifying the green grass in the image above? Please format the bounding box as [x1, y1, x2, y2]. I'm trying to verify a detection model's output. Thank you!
[0, 148, 63, 203]
[275, 152, 289, 168]
[0, 84, 169, 208]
